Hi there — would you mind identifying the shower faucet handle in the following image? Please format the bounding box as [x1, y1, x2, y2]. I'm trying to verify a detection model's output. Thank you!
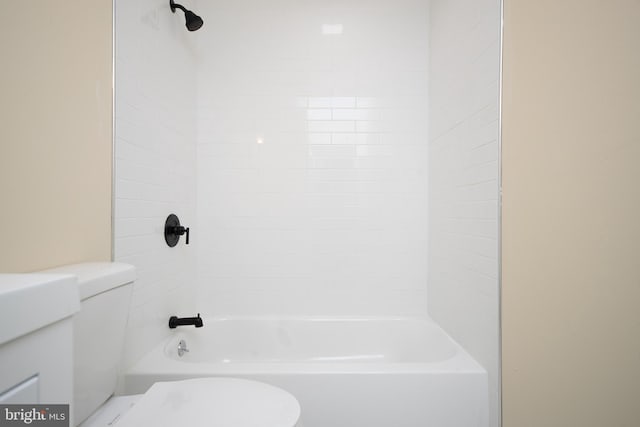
[173, 225, 190, 244]
[178, 225, 190, 244]
[164, 214, 190, 247]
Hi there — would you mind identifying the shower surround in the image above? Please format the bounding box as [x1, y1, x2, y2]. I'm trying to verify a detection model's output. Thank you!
[113, 0, 501, 425]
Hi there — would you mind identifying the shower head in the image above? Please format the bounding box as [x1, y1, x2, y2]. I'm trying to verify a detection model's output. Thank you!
[170, 0, 204, 32]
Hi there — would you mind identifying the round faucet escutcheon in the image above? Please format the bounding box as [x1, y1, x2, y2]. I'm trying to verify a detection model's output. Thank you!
[164, 214, 190, 247]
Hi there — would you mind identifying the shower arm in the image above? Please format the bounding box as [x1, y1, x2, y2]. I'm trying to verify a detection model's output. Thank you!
[170, 0, 187, 14]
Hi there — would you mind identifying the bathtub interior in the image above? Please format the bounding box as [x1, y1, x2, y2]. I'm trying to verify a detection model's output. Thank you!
[162, 316, 458, 364]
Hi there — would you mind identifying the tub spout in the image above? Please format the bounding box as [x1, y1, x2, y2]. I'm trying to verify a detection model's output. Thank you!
[169, 313, 203, 328]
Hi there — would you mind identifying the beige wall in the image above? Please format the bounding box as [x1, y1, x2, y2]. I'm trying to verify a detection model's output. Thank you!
[0, 1, 113, 272]
[502, 1, 640, 426]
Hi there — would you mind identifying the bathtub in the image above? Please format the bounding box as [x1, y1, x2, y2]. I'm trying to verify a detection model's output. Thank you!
[123, 316, 488, 427]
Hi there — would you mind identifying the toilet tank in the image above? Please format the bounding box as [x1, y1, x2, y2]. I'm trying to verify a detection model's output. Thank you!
[43, 262, 135, 426]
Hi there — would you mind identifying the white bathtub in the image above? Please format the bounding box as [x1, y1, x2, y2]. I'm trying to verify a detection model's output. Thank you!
[124, 316, 488, 427]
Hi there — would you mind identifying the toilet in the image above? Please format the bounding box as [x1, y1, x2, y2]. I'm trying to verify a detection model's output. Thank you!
[44, 263, 300, 427]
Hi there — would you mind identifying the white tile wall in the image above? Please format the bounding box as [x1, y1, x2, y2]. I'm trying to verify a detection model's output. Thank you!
[195, 0, 430, 315]
[114, 0, 198, 369]
[113, 5, 500, 424]
[428, 0, 501, 426]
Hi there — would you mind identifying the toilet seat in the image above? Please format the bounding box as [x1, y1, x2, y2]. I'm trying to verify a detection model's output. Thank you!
[109, 378, 299, 427]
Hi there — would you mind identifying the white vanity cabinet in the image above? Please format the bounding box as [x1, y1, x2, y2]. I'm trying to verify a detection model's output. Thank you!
[0, 274, 79, 418]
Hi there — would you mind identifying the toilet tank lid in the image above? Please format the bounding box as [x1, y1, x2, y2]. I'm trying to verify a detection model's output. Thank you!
[42, 262, 136, 301]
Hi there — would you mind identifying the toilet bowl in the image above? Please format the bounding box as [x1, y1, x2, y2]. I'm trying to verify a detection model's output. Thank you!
[80, 378, 300, 427]
[43, 263, 300, 427]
